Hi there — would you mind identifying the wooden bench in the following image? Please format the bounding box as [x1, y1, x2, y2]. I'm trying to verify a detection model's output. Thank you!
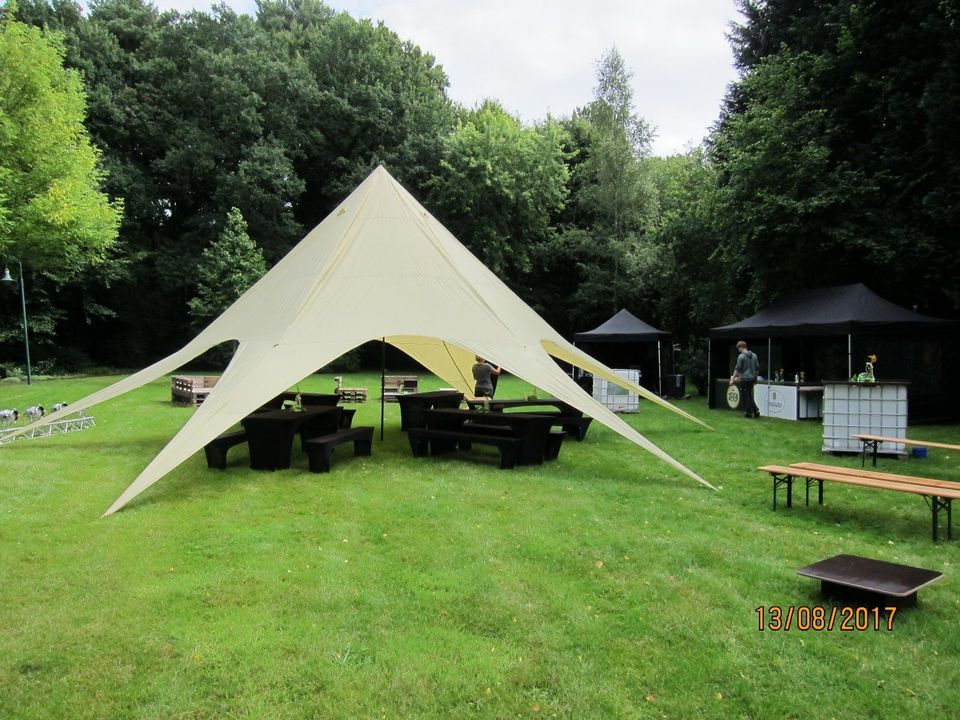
[304, 426, 374, 473]
[204, 430, 247, 469]
[172, 375, 220, 406]
[797, 554, 943, 609]
[854, 433, 960, 466]
[382, 375, 419, 402]
[758, 463, 960, 541]
[406, 428, 522, 469]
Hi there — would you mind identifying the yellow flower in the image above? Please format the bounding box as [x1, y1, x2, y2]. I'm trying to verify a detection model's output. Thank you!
[868, 354, 877, 363]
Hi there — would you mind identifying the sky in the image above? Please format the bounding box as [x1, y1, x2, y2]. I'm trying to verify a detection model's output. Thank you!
[150, 0, 744, 156]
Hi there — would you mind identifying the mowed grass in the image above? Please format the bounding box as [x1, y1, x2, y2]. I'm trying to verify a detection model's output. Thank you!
[1, 372, 959, 719]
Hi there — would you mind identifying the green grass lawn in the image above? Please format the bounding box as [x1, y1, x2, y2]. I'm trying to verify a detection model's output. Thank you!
[2, 372, 959, 719]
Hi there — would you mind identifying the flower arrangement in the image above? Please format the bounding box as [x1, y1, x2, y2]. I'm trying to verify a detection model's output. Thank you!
[854, 354, 877, 383]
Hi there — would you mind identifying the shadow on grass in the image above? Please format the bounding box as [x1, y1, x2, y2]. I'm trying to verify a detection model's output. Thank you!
[771, 499, 942, 543]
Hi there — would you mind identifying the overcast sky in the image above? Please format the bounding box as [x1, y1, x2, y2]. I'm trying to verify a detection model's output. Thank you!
[149, 0, 744, 156]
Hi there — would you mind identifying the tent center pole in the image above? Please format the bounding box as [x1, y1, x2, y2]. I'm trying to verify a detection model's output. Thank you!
[380, 338, 386, 441]
[657, 340, 662, 397]
[847, 334, 852, 379]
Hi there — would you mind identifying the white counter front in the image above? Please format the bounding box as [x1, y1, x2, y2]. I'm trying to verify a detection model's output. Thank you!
[755, 383, 824, 421]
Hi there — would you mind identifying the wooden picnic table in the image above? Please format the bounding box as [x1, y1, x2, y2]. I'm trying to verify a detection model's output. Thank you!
[758, 462, 960, 541]
[853, 433, 960, 466]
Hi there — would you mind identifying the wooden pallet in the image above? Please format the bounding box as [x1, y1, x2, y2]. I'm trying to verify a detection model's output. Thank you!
[171, 375, 220, 406]
[338, 387, 368, 403]
[383, 375, 418, 402]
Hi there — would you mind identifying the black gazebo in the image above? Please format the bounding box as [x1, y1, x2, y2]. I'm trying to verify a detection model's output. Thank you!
[574, 309, 670, 395]
[708, 284, 956, 421]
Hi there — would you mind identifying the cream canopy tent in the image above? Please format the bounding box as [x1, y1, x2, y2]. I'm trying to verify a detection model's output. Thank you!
[8, 166, 715, 515]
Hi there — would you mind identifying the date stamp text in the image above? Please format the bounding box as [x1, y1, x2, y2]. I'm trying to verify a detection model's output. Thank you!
[756, 605, 897, 631]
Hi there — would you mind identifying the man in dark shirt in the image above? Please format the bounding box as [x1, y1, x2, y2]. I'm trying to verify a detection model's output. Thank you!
[730, 340, 760, 418]
[472, 356, 501, 398]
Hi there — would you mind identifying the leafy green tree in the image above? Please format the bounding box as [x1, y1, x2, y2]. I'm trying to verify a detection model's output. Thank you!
[429, 101, 569, 286]
[187, 207, 266, 329]
[558, 48, 659, 325]
[715, 0, 960, 314]
[0, 3, 121, 276]
[710, 49, 872, 305]
[646, 149, 728, 337]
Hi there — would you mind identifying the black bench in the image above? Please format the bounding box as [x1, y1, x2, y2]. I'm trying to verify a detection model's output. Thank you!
[406, 428, 523, 469]
[204, 431, 248, 470]
[304, 426, 373, 473]
[453, 422, 563, 462]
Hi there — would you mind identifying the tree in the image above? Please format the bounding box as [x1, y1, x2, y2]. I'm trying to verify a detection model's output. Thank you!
[0, 3, 122, 276]
[557, 48, 659, 325]
[187, 207, 266, 329]
[429, 101, 569, 286]
[715, 0, 960, 314]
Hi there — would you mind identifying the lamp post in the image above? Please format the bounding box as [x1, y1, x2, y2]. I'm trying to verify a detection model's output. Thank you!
[1, 258, 32, 385]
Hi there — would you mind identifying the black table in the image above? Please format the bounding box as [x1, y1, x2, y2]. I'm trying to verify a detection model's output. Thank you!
[422, 408, 555, 465]
[396, 391, 464, 430]
[464, 398, 592, 440]
[465, 398, 580, 415]
[241, 406, 339, 470]
[797, 554, 943, 608]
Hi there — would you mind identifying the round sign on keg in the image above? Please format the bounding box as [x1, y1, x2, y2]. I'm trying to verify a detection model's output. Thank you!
[725, 384, 740, 409]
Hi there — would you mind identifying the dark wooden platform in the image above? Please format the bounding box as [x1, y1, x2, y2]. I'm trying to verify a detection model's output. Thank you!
[797, 554, 943, 608]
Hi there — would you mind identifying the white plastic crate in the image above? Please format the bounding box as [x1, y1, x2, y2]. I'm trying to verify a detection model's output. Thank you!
[592, 369, 641, 413]
[822, 382, 908, 454]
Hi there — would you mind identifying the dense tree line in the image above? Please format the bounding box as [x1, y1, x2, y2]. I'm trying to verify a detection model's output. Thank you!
[1, 0, 957, 386]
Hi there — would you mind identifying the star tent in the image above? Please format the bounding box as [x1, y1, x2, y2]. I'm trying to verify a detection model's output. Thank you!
[8, 166, 714, 515]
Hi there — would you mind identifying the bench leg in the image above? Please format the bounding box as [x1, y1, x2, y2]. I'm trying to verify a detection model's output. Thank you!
[308, 446, 333, 473]
[499, 445, 517, 469]
[204, 446, 227, 470]
[355, 437, 372, 456]
[930, 497, 952, 542]
[804, 478, 823, 506]
[408, 434, 428, 457]
[772, 473, 793, 510]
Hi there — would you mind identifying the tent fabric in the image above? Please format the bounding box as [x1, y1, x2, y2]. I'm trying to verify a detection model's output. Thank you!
[7, 167, 714, 515]
[574, 309, 668, 342]
[710, 283, 951, 339]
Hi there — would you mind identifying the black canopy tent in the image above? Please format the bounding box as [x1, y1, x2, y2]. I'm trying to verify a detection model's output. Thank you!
[708, 284, 957, 421]
[574, 309, 670, 395]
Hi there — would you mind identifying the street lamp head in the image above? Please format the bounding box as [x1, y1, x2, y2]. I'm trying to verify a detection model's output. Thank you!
[1, 267, 13, 283]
